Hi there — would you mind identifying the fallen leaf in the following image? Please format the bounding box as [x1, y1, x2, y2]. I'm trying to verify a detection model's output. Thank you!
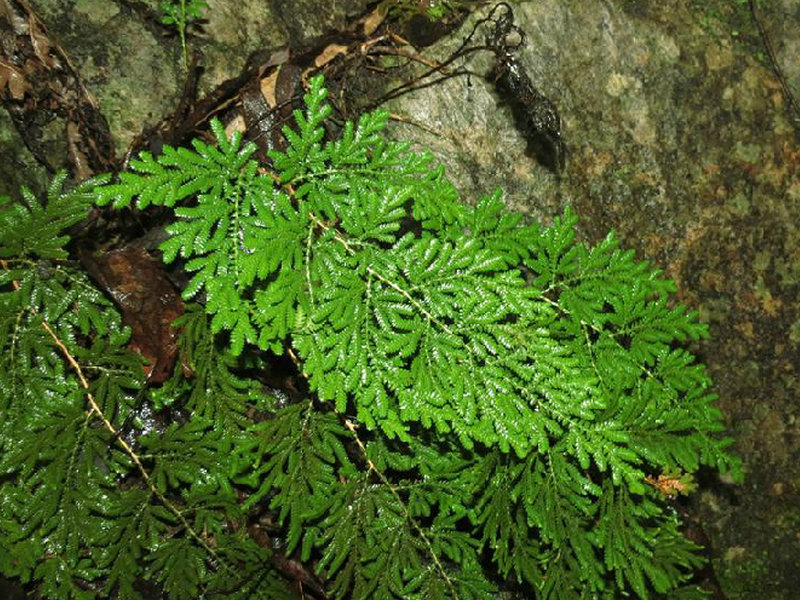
[225, 113, 246, 138]
[0, 59, 30, 100]
[0, 0, 26, 34]
[313, 43, 349, 68]
[360, 6, 386, 36]
[80, 247, 184, 383]
[260, 69, 279, 108]
[27, 15, 55, 69]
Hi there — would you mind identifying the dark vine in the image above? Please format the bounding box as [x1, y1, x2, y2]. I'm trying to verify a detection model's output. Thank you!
[483, 2, 565, 173]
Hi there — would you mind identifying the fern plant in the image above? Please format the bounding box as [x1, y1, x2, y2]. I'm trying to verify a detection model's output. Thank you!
[0, 75, 740, 600]
[0, 178, 288, 600]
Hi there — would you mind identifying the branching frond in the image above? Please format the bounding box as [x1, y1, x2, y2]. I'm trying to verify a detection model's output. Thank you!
[1, 74, 741, 600]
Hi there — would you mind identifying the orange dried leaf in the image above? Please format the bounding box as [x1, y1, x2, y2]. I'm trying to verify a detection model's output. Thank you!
[313, 43, 349, 68]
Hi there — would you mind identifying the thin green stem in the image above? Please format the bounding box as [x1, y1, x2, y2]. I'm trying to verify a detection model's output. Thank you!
[179, 0, 188, 69]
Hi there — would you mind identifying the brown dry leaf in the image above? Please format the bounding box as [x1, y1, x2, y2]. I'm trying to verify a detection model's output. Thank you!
[0, 59, 30, 100]
[224, 113, 247, 139]
[80, 247, 184, 383]
[313, 43, 349, 68]
[360, 6, 386, 36]
[260, 69, 279, 108]
[0, 0, 27, 34]
[27, 15, 55, 69]
[66, 120, 92, 181]
[265, 46, 290, 68]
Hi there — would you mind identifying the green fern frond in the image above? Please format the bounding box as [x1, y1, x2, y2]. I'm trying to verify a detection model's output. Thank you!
[1, 73, 743, 600]
[95, 487, 172, 600]
[147, 538, 207, 600]
[233, 400, 353, 553]
[0, 172, 107, 260]
[0, 179, 282, 599]
[160, 302, 274, 428]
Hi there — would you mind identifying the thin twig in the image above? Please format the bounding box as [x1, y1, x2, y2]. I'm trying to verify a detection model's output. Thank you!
[748, 0, 800, 124]
[368, 45, 452, 71]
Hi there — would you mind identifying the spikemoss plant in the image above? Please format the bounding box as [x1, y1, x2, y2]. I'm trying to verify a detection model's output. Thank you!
[160, 0, 207, 68]
[0, 75, 740, 600]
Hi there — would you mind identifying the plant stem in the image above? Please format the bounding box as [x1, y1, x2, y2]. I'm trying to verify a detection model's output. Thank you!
[179, 0, 188, 69]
